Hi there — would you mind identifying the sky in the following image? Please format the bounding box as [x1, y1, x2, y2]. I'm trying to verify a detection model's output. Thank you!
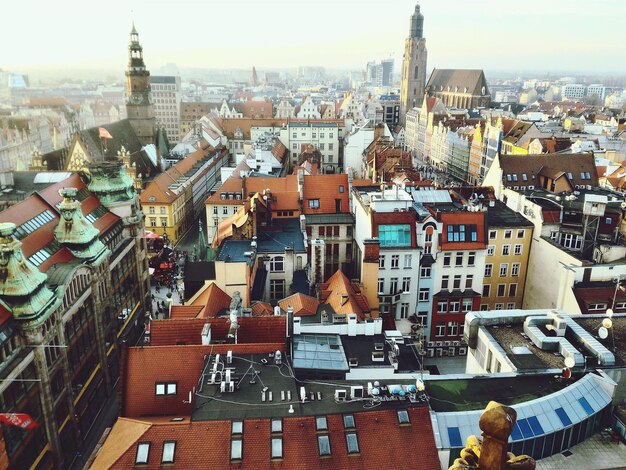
[3, 0, 625, 75]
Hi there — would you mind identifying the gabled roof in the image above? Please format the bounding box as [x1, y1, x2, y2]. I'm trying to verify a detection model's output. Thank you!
[169, 305, 204, 319]
[198, 282, 232, 318]
[319, 270, 370, 320]
[140, 146, 223, 205]
[251, 302, 273, 316]
[278, 293, 319, 316]
[426, 69, 489, 96]
[499, 153, 598, 189]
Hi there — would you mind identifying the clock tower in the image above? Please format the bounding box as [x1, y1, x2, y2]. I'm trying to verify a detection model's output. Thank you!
[125, 23, 156, 146]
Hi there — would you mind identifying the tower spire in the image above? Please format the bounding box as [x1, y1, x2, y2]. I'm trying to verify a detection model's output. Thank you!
[400, 3, 428, 125]
[125, 22, 156, 146]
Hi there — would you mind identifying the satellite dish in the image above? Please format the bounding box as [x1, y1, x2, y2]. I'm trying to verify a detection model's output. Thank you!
[621, 201, 626, 210]
[602, 318, 613, 329]
[564, 356, 575, 368]
[598, 326, 609, 339]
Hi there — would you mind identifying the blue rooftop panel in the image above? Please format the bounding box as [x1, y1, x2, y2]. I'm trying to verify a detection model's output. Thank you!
[510, 422, 523, 441]
[527, 416, 544, 436]
[555, 407, 572, 427]
[578, 397, 594, 416]
[517, 419, 534, 439]
[447, 427, 463, 448]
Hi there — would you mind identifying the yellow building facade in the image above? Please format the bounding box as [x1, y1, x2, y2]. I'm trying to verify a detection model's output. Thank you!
[481, 203, 534, 310]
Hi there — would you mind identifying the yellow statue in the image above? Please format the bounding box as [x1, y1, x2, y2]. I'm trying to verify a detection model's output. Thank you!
[449, 401, 536, 470]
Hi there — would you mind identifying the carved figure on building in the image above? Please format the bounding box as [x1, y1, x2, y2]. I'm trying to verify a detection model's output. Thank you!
[449, 401, 535, 470]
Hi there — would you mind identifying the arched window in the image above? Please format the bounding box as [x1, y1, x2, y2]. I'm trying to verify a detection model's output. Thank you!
[270, 256, 284, 272]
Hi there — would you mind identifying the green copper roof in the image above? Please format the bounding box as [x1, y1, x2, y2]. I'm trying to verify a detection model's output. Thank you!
[87, 160, 136, 206]
[54, 188, 108, 262]
[0, 223, 58, 321]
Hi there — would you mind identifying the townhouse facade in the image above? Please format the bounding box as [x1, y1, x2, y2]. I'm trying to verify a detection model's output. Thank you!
[481, 201, 534, 310]
[140, 145, 229, 243]
[352, 186, 421, 322]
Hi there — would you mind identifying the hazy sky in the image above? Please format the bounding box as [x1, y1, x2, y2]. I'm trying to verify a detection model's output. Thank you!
[3, 0, 625, 74]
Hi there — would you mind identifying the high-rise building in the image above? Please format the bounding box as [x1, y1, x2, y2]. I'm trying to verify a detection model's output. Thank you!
[366, 59, 395, 87]
[150, 76, 182, 143]
[125, 23, 156, 147]
[400, 3, 428, 125]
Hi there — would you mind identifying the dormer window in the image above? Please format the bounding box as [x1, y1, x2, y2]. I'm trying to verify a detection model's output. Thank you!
[220, 193, 227, 200]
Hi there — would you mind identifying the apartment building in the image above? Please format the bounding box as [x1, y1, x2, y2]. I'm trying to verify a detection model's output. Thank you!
[150, 76, 182, 143]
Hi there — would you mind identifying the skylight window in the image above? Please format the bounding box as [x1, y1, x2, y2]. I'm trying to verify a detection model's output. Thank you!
[271, 438, 283, 458]
[316, 416, 328, 431]
[161, 442, 176, 464]
[397, 410, 410, 424]
[135, 442, 150, 464]
[318, 435, 331, 456]
[346, 433, 359, 454]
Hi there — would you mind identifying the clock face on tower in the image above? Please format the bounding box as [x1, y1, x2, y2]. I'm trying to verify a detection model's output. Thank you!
[130, 94, 143, 105]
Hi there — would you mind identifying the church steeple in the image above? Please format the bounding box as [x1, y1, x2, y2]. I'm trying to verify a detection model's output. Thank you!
[125, 22, 156, 147]
[400, 3, 428, 125]
[409, 3, 424, 39]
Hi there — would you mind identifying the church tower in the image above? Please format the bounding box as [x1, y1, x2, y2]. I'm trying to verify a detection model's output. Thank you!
[125, 23, 156, 146]
[400, 4, 428, 125]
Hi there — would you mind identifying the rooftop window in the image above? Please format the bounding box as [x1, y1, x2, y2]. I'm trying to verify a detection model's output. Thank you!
[343, 414, 355, 429]
[232, 421, 243, 434]
[161, 441, 176, 464]
[316, 416, 328, 431]
[318, 435, 331, 456]
[346, 433, 359, 454]
[135, 442, 150, 464]
[397, 410, 410, 424]
[155, 382, 176, 396]
[271, 437, 283, 458]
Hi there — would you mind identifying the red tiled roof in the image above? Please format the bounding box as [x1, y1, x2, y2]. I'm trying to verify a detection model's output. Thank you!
[140, 147, 224, 205]
[149, 316, 287, 346]
[169, 305, 204, 319]
[99, 407, 439, 469]
[278, 293, 319, 316]
[251, 302, 274, 316]
[206, 175, 299, 206]
[123, 342, 286, 418]
[198, 282, 232, 318]
[302, 174, 350, 214]
[319, 270, 370, 320]
[150, 318, 207, 346]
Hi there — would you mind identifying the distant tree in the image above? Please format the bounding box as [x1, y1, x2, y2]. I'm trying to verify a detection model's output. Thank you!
[584, 94, 602, 106]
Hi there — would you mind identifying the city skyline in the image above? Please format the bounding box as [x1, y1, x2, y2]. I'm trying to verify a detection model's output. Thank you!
[3, 0, 626, 77]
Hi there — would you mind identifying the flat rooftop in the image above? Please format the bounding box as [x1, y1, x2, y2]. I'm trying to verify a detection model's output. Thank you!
[192, 351, 426, 422]
[427, 373, 582, 412]
[486, 324, 566, 369]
